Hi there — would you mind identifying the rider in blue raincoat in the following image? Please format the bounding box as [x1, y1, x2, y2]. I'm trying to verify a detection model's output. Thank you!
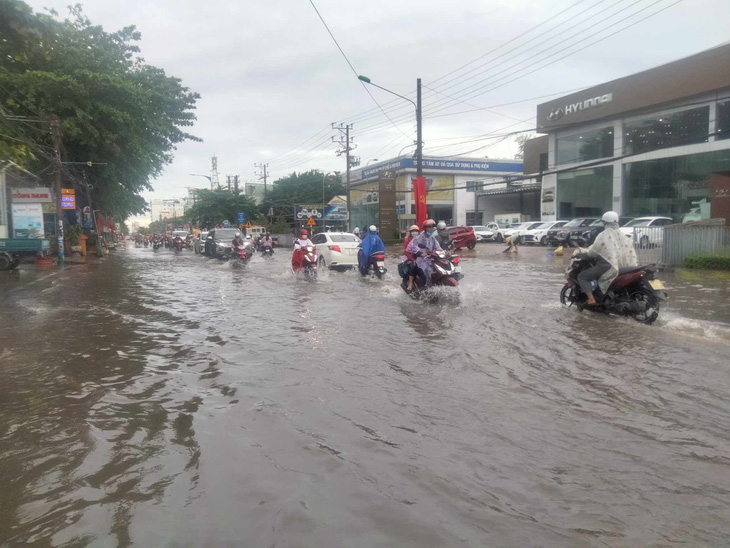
[357, 225, 386, 273]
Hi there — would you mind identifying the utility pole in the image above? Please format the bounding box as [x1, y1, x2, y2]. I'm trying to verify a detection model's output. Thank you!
[226, 175, 232, 193]
[254, 163, 268, 199]
[234, 175, 239, 195]
[49, 115, 64, 264]
[211, 156, 220, 190]
[333, 123, 356, 230]
[416, 78, 423, 178]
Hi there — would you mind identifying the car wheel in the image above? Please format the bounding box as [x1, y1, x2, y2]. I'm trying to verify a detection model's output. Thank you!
[497, 233, 504, 243]
[467, 241, 476, 250]
[540, 236, 547, 245]
[0, 254, 12, 271]
[639, 235, 650, 249]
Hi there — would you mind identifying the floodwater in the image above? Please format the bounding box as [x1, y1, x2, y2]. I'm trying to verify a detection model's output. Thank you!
[1, 244, 729, 547]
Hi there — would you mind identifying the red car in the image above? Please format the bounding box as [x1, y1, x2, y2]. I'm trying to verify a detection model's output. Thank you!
[447, 226, 477, 250]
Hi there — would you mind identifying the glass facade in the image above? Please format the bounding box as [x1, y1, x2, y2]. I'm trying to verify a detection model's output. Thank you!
[623, 106, 709, 155]
[623, 149, 730, 222]
[717, 100, 730, 141]
[556, 127, 614, 165]
[557, 166, 613, 219]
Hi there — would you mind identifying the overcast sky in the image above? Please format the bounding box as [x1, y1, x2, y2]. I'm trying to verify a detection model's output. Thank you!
[26, 0, 730, 210]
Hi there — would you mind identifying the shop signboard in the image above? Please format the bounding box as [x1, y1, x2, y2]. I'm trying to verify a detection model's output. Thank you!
[11, 203, 44, 238]
[294, 204, 324, 220]
[11, 187, 53, 203]
[379, 170, 398, 238]
[324, 203, 348, 220]
[61, 188, 76, 209]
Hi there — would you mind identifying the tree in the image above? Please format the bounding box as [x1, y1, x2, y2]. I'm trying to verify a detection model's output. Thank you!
[262, 170, 344, 225]
[513, 133, 534, 160]
[0, 0, 200, 220]
[185, 189, 259, 229]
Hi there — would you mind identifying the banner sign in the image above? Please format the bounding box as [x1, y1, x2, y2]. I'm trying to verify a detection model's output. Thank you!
[379, 170, 398, 238]
[354, 158, 523, 181]
[413, 177, 427, 228]
[61, 188, 76, 209]
[324, 203, 348, 220]
[11, 203, 44, 238]
[294, 204, 324, 220]
[237, 211, 246, 223]
[11, 187, 53, 203]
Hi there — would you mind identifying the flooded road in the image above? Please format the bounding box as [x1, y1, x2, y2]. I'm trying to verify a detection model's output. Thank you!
[1, 245, 729, 546]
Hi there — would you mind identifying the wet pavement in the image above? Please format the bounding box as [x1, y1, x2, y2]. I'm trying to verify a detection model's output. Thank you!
[1, 244, 729, 546]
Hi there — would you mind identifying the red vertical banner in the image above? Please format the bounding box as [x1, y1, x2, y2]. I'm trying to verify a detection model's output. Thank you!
[413, 176, 427, 228]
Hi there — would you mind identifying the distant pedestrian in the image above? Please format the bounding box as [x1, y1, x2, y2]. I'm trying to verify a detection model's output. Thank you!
[353, 226, 360, 237]
[503, 230, 520, 253]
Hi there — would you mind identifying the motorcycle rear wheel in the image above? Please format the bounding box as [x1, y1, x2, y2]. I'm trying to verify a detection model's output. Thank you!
[629, 287, 660, 324]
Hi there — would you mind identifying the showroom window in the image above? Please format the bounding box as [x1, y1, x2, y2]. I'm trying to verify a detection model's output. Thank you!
[623, 149, 730, 221]
[717, 100, 730, 141]
[556, 127, 614, 165]
[556, 166, 613, 219]
[466, 181, 482, 192]
[624, 106, 709, 155]
[466, 211, 483, 225]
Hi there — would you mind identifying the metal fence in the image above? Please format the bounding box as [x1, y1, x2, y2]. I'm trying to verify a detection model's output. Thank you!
[661, 225, 730, 266]
[630, 225, 730, 266]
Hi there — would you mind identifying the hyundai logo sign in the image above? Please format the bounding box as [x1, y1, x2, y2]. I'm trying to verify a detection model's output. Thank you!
[547, 107, 564, 121]
[545, 93, 613, 122]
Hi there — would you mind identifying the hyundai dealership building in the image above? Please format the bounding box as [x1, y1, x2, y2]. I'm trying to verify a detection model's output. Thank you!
[534, 42, 730, 223]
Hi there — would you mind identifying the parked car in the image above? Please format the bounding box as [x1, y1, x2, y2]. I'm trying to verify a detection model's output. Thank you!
[502, 222, 540, 244]
[205, 228, 241, 257]
[571, 217, 634, 246]
[194, 231, 208, 254]
[552, 218, 599, 246]
[620, 216, 674, 248]
[470, 222, 504, 243]
[446, 226, 477, 250]
[527, 221, 568, 245]
[507, 221, 545, 244]
[312, 232, 361, 269]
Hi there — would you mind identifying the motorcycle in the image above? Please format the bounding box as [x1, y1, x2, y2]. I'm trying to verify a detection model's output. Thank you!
[173, 236, 184, 252]
[143, 239, 149, 248]
[153, 239, 162, 251]
[560, 256, 667, 324]
[261, 245, 274, 259]
[359, 250, 387, 279]
[297, 245, 318, 281]
[400, 250, 462, 300]
[232, 245, 253, 267]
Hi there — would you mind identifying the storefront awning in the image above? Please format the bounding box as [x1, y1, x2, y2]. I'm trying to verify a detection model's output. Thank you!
[477, 182, 541, 197]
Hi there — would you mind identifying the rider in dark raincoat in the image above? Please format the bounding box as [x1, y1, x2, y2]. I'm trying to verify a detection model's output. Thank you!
[357, 225, 386, 273]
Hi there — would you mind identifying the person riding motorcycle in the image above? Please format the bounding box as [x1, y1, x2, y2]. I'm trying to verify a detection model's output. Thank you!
[435, 221, 453, 251]
[291, 229, 314, 271]
[260, 233, 274, 254]
[357, 225, 386, 274]
[573, 211, 638, 306]
[406, 219, 443, 287]
[403, 224, 421, 292]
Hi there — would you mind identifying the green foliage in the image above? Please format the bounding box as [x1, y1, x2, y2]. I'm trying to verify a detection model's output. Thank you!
[186, 189, 259, 229]
[684, 253, 730, 271]
[64, 223, 82, 245]
[0, 0, 200, 219]
[263, 170, 344, 225]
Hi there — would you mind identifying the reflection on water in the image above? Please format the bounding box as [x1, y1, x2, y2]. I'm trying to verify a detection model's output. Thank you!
[0, 246, 729, 546]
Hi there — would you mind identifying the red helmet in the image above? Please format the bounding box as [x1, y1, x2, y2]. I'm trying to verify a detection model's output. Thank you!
[300, 229, 308, 236]
[422, 219, 436, 230]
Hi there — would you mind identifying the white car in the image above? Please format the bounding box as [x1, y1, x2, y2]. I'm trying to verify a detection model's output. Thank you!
[503, 222, 540, 243]
[527, 220, 568, 246]
[620, 216, 674, 248]
[311, 232, 361, 269]
[194, 231, 208, 254]
[470, 222, 504, 242]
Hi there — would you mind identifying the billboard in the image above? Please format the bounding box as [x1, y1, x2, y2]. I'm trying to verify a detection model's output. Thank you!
[12, 203, 44, 238]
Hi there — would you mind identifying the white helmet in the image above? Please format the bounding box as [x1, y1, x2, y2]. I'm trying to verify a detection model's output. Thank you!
[437, 221, 447, 230]
[245, 235, 252, 239]
[602, 211, 619, 224]
[369, 225, 377, 232]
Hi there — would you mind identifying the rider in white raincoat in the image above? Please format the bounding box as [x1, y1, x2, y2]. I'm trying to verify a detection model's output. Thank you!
[575, 211, 637, 305]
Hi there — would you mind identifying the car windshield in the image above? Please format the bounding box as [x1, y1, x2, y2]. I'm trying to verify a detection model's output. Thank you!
[623, 219, 653, 227]
[563, 218, 587, 227]
[526, 222, 543, 229]
[329, 234, 360, 243]
[514, 222, 533, 229]
[214, 229, 239, 239]
[534, 222, 553, 229]
[172, 231, 188, 237]
[588, 219, 604, 227]
[471, 226, 487, 231]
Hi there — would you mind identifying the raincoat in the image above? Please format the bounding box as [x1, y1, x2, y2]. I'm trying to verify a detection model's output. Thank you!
[406, 232, 442, 284]
[358, 232, 386, 270]
[580, 222, 638, 293]
[292, 237, 313, 270]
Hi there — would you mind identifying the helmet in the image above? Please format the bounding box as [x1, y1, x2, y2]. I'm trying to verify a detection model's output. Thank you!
[369, 225, 377, 232]
[245, 235, 251, 239]
[437, 221, 447, 230]
[602, 211, 619, 224]
[422, 219, 436, 230]
[408, 224, 419, 232]
[300, 229, 308, 236]
[234, 231, 241, 238]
